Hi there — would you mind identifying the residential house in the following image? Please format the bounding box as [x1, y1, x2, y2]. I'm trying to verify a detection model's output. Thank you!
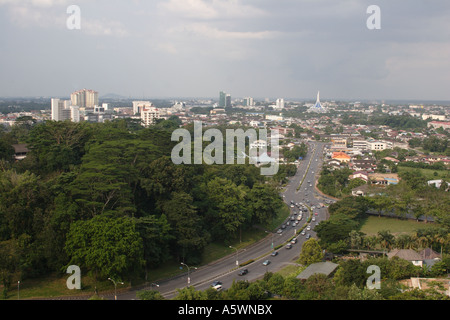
[349, 171, 369, 182]
[368, 173, 400, 185]
[387, 249, 423, 267]
[12, 144, 30, 161]
[419, 248, 442, 268]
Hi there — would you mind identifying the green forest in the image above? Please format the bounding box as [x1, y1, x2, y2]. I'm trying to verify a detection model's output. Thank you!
[0, 118, 288, 297]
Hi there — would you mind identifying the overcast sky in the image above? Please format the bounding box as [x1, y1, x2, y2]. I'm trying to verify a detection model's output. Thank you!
[1, 0, 449, 101]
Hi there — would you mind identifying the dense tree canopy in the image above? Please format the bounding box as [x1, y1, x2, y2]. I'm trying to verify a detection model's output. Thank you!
[0, 119, 286, 291]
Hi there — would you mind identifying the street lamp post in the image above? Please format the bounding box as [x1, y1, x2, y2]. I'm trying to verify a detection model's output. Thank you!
[17, 281, 20, 300]
[108, 277, 124, 300]
[229, 246, 239, 266]
[265, 231, 275, 249]
[181, 262, 197, 285]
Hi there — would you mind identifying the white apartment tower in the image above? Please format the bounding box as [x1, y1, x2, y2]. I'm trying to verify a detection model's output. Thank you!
[133, 101, 153, 115]
[51, 98, 71, 121]
[51, 98, 80, 122]
[141, 106, 161, 127]
[276, 98, 285, 109]
[71, 89, 99, 108]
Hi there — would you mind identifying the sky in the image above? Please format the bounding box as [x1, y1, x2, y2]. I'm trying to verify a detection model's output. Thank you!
[0, 0, 450, 101]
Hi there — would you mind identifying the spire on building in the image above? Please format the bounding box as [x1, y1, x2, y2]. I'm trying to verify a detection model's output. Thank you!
[308, 91, 327, 113]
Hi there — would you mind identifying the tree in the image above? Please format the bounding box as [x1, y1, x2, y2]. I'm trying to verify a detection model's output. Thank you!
[247, 183, 282, 226]
[298, 238, 324, 266]
[346, 283, 383, 300]
[174, 286, 207, 300]
[136, 290, 166, 300]
[333, 259, 367, 288]
[315, 213, 359, 248]
[205, 177, 249, 241]
[0, 239, 20, 298]
[65, 215, 144, 281]
[304, 273, 334, 300]
[0, 170, 47, 240]
[266, 272, 285, 296]
[134, 215, 173, 279]
[26, 121, 92, 174]
[377, 230, 395, 250]
[161, 192, 209, 264]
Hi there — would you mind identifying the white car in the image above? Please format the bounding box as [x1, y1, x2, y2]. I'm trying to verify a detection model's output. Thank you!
[307, 225, 311, 231]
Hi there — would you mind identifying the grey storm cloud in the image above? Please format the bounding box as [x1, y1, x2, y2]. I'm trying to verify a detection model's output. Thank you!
[0, 0, 449, 101]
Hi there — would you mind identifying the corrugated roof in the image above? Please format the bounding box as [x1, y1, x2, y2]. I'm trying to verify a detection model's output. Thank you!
[296, 262, 339, 280]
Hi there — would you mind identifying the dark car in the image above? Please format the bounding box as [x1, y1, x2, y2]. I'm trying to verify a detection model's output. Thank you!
[238, 268, 249, 276]
[271, 251, 278, 256]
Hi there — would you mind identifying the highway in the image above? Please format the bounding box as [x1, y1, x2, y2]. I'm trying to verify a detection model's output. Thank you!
[116, 140, 332, 300]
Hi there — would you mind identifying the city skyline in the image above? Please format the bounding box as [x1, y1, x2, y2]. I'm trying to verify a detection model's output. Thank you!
[1, 1, 450, 101]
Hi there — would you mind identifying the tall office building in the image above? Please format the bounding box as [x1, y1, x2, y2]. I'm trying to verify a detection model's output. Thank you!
[225, 94, 231, 108]
[71, 89, 99, 108]
[243, 97, 254, 107]
[219, 91, 227, 108]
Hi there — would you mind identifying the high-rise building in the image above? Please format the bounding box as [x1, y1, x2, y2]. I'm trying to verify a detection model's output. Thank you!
[71, 89, 99, 108]
[70, 106, 80, 123]
[276, 98, 285, 109]
[51, 98, 79, 122]
[141, 106, 162, 127]
[51, 98, 71, 121]
[219, 91, 227, 108]
[225, 94, 231, 108]
[243, 97, 254, 107]
[133, 101, 153, 115]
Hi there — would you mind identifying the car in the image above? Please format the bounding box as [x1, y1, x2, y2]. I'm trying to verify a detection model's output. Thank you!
[286, 243, 292, 249]
[271, 251, 278, 256]
[291, 238, 297, 244]
[312, 217, 316, 222]
[262, 260, 271, 266]
[307, 225, 311, 230]
[238, 268, 249, 276]
[211, 281, 222, 287]
[212, 284, 223, 291]
[286, 221, 290, 226]
[277, 229, 282, 234]
[315, 212, 319, 215]
[291, 215, 296, 221]
[281, 224, 286, 229]
[306, 234, 311, 239]
[301, 230, 306, 236]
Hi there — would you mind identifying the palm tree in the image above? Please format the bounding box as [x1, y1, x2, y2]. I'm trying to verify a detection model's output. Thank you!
[377, 230, 395, 250]
[395, 234, 414, 249]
